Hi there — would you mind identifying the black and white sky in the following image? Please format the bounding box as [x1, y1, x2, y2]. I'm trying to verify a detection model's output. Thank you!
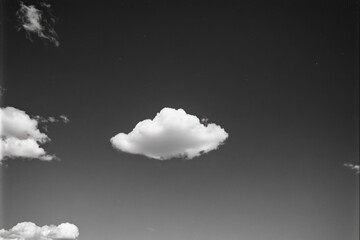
[0, 0, 359, 240]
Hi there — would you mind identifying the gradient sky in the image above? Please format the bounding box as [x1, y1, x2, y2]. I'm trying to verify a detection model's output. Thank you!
[1, 0, 359, 240]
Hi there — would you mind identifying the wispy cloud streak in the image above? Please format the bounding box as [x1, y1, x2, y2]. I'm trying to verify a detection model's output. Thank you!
[16, 1, 60, 46]
[344, 163, 360, 174]
[35, 115, 70, 124]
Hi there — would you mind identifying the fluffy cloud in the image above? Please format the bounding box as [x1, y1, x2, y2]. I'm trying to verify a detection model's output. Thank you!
[0, 106, 68, 162]
[0, 222, 79, 240]
[111, 107, 229, 160]
[344, 163, 360, 174]
[16, 1, 59, 47]
[1, 138, 53, 161]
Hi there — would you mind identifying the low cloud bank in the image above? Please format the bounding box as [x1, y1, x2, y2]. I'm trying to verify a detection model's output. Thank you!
[0, 222, 79, 240]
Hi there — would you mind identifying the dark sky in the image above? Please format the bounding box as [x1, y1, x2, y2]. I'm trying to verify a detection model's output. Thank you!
[1, 0, 359, 240]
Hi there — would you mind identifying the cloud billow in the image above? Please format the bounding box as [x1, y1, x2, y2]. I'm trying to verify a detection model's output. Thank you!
[111, 107, 229, 160]
[0, 222, 79, 240]
[0, 106, 69, 162]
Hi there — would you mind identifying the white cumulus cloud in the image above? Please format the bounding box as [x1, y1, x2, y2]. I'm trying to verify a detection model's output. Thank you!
[0, 222, 79, 240]
[0, 106, 67, 162]
[1, 138, 53, 161]
[111, 107, 229, 160]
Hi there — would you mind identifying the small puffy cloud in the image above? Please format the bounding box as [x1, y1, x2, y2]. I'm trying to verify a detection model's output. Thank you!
[344, 163, 360, 174]
[0, 222, 79, 240]
[111, 107, 229, 160]
[200, 117, 209, 126]
[0, 106, 66, 162]
[59, 115, 70, 123]
[16, 1, 59, 47]
[48, 117, 57, 123]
